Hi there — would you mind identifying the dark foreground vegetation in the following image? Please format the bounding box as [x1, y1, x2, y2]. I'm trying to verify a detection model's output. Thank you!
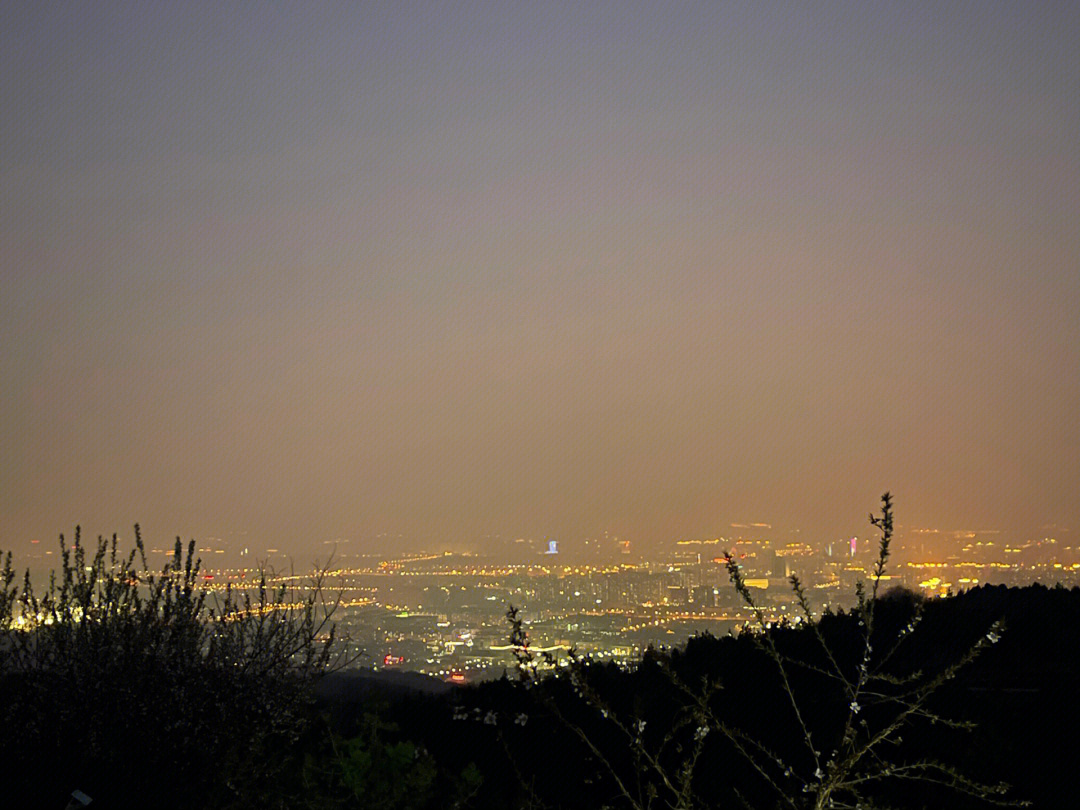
[2, 501, 1076, 809]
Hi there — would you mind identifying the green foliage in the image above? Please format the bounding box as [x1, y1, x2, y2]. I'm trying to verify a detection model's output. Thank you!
[301, 710, 485, 810]
[303, 713, 438, 809]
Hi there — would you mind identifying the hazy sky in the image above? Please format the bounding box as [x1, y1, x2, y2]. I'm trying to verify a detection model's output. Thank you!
[2, 2, 1078, 557]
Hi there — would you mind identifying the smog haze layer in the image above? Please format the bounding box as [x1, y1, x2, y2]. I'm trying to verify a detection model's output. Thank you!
[2, 2, 1078, 558]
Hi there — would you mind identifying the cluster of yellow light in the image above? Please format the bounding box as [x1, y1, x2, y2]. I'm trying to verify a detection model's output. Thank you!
[6, 611, 64, 630]
[917, 577, 954, 591]
[619, 612, 744, 634]
[378, 552, 451, 568]
[218, 601, 309, 620]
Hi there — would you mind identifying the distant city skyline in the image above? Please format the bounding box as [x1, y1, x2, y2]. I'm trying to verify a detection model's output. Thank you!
[3, 3, 1078, 557]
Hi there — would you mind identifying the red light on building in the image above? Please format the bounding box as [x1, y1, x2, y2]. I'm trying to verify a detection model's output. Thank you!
[383, 654, 405, 666]
[448, 671, 466, 683]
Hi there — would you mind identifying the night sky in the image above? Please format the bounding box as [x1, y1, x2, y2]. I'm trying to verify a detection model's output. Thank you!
[2, 2, 1077, 556]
